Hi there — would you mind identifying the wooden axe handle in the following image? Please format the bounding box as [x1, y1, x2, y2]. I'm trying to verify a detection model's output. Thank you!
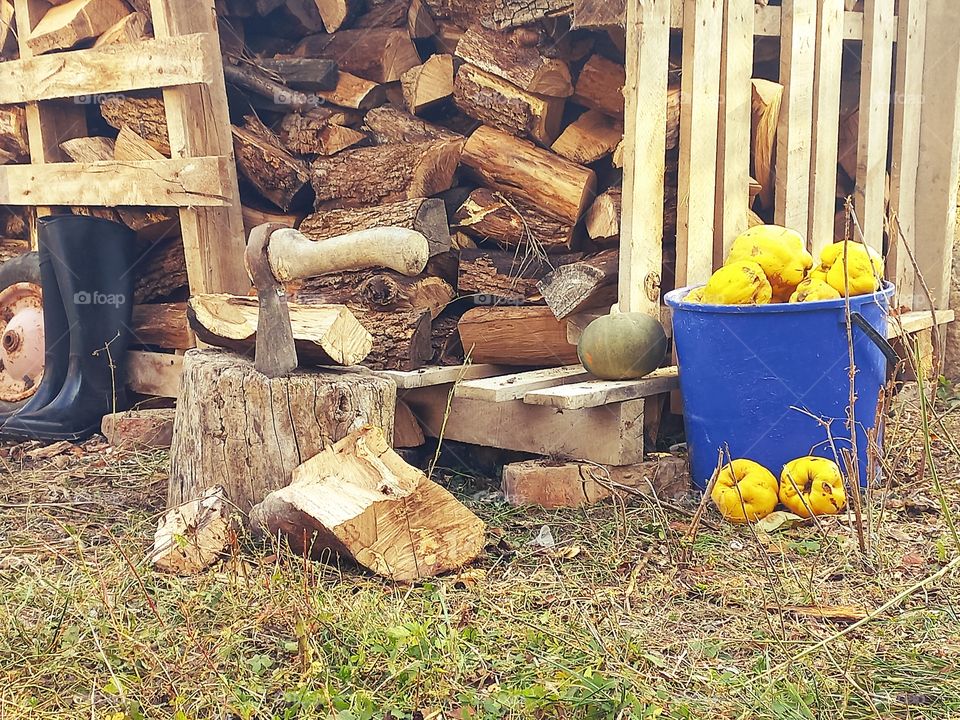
[267, 227, 430, 283]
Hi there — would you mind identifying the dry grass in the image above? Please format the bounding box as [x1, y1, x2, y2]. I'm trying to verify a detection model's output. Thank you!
[0, 392, 959, 720]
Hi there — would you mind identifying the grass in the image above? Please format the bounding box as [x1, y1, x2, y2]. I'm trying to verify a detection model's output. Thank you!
[1, 390, 959, 719]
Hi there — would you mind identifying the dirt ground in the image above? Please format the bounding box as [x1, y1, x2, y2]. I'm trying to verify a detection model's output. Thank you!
[1, 386, 959, 719]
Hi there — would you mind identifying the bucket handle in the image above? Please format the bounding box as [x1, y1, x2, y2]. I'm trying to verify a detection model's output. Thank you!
[849, 312, 900, 367]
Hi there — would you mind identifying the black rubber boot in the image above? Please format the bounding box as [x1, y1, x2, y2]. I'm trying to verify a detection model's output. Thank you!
[0, 225, 71, 422]
[2, 215, 138, 441]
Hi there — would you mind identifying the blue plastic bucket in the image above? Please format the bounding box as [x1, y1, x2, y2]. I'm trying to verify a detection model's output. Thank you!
[664, 282, 896, 490]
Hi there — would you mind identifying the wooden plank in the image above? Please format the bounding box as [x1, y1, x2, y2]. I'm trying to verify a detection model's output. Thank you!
[675, 5, 870, 40]
[523, 367, 679, 409]
[675, 0, 723, 287]
[375, 364, 507, 389]
[888, 0, 926, 302]
[854, 0, 896, 253]
[618, 0, 671, 314]
[126, 351, 183, 398]
[0, 33, 220, 104]
[775, 0, 816, 232]
[888, 310, 955, 339]
[456, 365, 591, 402]
[714, 0, 753, 265]
[807, 0, 844, 257]
[912, 0, 960, 309]
[150, 0, 249, 297]
[402, 385, 644, 465]
[0, 157, 234, 206]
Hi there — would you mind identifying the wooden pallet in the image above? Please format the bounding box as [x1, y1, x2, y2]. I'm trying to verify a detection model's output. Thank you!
[0, 0, 247, 396]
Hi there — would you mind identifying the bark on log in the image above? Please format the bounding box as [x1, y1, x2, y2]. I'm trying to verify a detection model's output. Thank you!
[453, 63, 565, 145]
[299, 197, 452, 257]
[296, 271, 454, 319]
[293, 28, 420, 83]
[99, 94, 170, 156]
[458, 306, 578, 366]
[134, 237, 188, 303]
[255, 57, 339, 91]
[461, 125, 595, 225]
[401, 53, 455, 115]
[538, 249, 619, 319]
[131, 302, 192, 350]
[187, 294, 373, 367]
[571, 0, 624, 28]
[453, 188, 575, 252]
[311, 139, 463, 208]
[276, 108, 366, 156]
[233, 115, 311, 211]
[551, 109, 623, 164]
[168, 349, 396, 513]
[26, 0, 130, 55]
[249, 426, 485, 581]
[455, 24, 573, 97]
[457, 247, 582, 302]
[349, 307, 433, 371]
[363, 105, 462, 145]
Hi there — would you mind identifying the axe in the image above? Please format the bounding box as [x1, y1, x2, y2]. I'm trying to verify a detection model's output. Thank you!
[244, 222, 430, 378]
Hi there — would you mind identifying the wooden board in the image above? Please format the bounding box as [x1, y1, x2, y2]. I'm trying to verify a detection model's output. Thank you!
[456, 365, 592, 402]
[618, 0, 671, 314]
[523, 366, 680, 409]
[375, 363, 507, 389]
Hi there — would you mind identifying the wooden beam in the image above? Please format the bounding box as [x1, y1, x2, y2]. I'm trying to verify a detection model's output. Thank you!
[775, 0, 816, 232]
[888, 0, 926, 302]
[855, 0, 896, 253]
[0, 33, 219, 104]
[151, 0, 249, 297]
[887, 309, 955, 338]
[618, 0, 670, 314]
[807, 0, 844, 258]
[0, 157, 233, 206]
[675, 0, 723, 287]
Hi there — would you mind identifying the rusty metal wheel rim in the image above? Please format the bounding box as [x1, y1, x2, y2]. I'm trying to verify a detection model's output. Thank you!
[0, 281, 44, 403]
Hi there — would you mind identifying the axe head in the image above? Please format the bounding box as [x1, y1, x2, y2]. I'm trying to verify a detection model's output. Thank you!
[245, 223, 298, 378]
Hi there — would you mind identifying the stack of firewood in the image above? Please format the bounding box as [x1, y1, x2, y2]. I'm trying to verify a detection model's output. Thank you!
[0, 0, 687, 371]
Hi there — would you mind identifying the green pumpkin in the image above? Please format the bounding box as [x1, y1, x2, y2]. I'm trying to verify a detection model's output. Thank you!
[577, 312, 668, 380]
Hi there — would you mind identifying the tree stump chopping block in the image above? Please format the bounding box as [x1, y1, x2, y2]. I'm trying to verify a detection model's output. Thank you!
[168, 349, 397, 514]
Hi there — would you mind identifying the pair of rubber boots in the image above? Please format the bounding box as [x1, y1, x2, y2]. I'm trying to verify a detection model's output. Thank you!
[2, 215, 138, 441]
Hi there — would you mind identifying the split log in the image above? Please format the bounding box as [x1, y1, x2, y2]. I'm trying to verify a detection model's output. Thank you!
[453, 63, 564, 145]
[401, 54, 455, 115]
[551, 110, 623, 164]
[299, 197, 452, 257]
[314, 71, 386, 110]
[363, 105, 462, 144]
[350, 307, 433, 371]
[458, 305, 578, 366]
[255, 57, 339, 91]
[538, 249, 619, 319]
[488, 0, 572, 29]
[187, 294, 373, 367]
[134, 237, 188, 303]
[296, 271, 454, 319]
[131, 302, 192, 349]
[314, 0, 361, 31]
[0, 0, 14, 61]
[584, 187, 621, 241]
[354, 0, 408, 28]
[454, 24, 573, 97]
[461, 125, 596, 225]
[294, 28, 420, 84]
[233, 115, 311, 211]
[572, 54, 625, 117]
[311, 139, 463, 208]
[59, 136, 116, 163]
[458, 247, 582, 301]
[502, 455, 690, 509]
[407, 0, 437, 38]
[572, 0, 625, 28]
[151, 487, 232, 575]
[394, 400, 426, 448]
[0, 207, 29, 241]
[249, 426, 485, 581]
[168, 349, 396, 512]
[101, 408, 176, 450]
[114, 127, 179, 236]
[92, 11, 149, 47]
[0, 105, 27, 165]
[453, 188, 575, 252]
[99, 94, 170, 156]
[751, 79, 783, 210]
[26, 0, 130, 55]
[276, 108, 365, 156]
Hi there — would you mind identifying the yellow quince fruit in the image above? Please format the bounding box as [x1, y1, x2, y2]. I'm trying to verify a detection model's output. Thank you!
[820, 241, 884, 297]
[684, 287, 705, 303]
[701, 260, 772, 305]
[726, 225, 814, 302]
[711, 459, 780, 524]
[779, 456, 847, 517]
[789, 277, 842, 303]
